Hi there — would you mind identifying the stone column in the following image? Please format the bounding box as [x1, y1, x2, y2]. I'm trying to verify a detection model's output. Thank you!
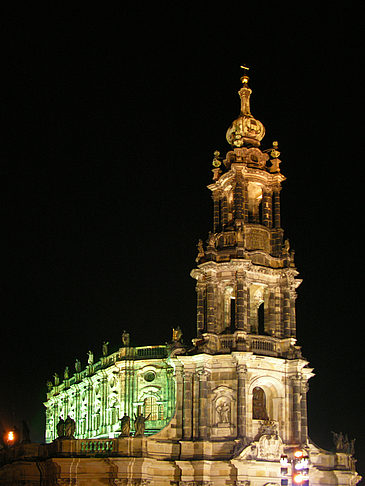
[262, 189, 273, 228]
[273, 189, 281, 228]
[192, 371, 200, 439]
[87, 384, 93, 434]
[236, 274, 245, 330]
[243, 284, 250, 332]
[206, 279, 216, 333]
[74, 389, 80, 437]
[197, 369, 210, 439]
[291, 375, 301, 444]
[290, 291, 297, 338]
[174, 364, 184, 438]
[283, 291, 291, 338]
[100, 375, 108, 432]
[221, 196, 228, 227]
[267, 288, 276, 336]
[234, 180, 244, 221]
[274, 287, 282, 338]
[243, 183, 249, 223]
[213, 195, 220, 232]
[237, 364, 248, 438]
[300, 381, 309, 444]
[182, 370, 193, 440]
[196, 283, 206, 335]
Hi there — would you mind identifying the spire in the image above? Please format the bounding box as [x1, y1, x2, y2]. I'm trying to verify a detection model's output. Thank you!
[226, 66, 265, 148]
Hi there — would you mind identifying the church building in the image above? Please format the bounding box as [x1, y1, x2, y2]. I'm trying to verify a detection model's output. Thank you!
[0, 70, 361, 485]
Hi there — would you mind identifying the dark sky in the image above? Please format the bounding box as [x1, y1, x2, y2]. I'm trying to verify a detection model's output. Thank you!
[1, 3, 364, 480]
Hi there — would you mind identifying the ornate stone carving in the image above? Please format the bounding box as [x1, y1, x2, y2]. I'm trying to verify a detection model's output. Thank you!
[237, 429, 283, 462]
[257, 433, 283, 461]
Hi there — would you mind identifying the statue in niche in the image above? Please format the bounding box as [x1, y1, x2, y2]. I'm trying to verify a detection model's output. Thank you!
[252, 387, 269, 420]
[102, 341, 109, 356]
[64, 415, 76, 438]
[122, 330, 130, 347]
[75, 358, 81, 372]
[119, 415, 131, 437]
[56, 416, 65, 438]
[216, 397, 231, 424]
[87, 350, 94, 365]
[134, 407, 150, 437]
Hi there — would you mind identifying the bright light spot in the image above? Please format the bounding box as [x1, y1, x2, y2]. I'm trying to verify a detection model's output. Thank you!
[294, 450, 304, 458]
[295, 459, 308, 470]
[7, 431, 14, 442]
[293, 473, 305, 484]
[280, 455, 288, 466]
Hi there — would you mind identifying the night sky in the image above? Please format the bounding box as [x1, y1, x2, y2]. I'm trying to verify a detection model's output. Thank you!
[1, 4, 364, 481]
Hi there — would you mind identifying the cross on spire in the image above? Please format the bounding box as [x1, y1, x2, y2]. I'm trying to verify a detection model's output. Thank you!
[240, 65, 250, 84]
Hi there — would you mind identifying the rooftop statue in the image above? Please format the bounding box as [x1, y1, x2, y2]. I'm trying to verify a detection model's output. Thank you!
[122, 330, 130, 347]
[102, 341, 109, 356]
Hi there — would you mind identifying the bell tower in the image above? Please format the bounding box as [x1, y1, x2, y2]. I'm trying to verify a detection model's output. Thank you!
[191, 67, 301, 359]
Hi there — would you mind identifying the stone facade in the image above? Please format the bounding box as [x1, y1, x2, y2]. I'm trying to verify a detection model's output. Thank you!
[44, 346, 176, 441]
[0, 72, 361, 485]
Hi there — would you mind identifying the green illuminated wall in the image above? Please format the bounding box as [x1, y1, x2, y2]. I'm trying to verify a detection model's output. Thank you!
[44, 346, 176, 442]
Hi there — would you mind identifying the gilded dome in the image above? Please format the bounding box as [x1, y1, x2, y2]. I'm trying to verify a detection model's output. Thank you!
[226, 73, 265, 148]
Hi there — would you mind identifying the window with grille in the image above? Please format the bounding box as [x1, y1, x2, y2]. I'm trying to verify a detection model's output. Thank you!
[144, 396, 160, 421]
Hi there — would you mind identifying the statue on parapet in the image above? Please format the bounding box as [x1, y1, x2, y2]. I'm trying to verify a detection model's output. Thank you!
[119, 415, 131, 437]
[64, 415, 76, 438]
[134, 407, 150, 437]
[75, 358, 81, 372]
[122, 330, 130, 347]
[56, 416, 65, 439]
[172, 326, 183, 343]
[196, 239, 205, 262]
[87, 350, 94, 365]
[64, 366, 69, 380]
[102, 341, 109, 356]
[332, 431, 356, 455]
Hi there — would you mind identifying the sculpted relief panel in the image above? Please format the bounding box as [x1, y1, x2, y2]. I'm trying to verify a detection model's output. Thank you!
[211, 385, 236, 438]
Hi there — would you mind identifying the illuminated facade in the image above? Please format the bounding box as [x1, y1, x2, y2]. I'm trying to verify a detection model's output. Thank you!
[44, 346, 176, 441]
[1, 72, 361, 485]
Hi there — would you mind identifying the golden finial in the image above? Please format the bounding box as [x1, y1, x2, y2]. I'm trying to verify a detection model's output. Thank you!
[212, 151, 222, 181]
[240, 65, 250, 85]
[270, 141, 280, 159]
[212, 150, 221, 168]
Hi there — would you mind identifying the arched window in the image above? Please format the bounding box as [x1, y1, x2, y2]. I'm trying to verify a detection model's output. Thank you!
[144, 396, 160, 421]
[252, 386, 269, 420]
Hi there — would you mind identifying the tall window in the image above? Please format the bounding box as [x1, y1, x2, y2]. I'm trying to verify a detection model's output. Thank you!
[252, 386, 269, 420]
[257, 302, 265, 335]
[144, 396, 160, 421]
[230, 297, 236, 329]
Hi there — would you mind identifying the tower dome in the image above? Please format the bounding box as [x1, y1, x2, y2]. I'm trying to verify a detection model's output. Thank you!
[226, 67, 265, 147]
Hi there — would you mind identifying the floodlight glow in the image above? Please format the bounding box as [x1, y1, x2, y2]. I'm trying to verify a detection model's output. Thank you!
[293, 473, 305, 484]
